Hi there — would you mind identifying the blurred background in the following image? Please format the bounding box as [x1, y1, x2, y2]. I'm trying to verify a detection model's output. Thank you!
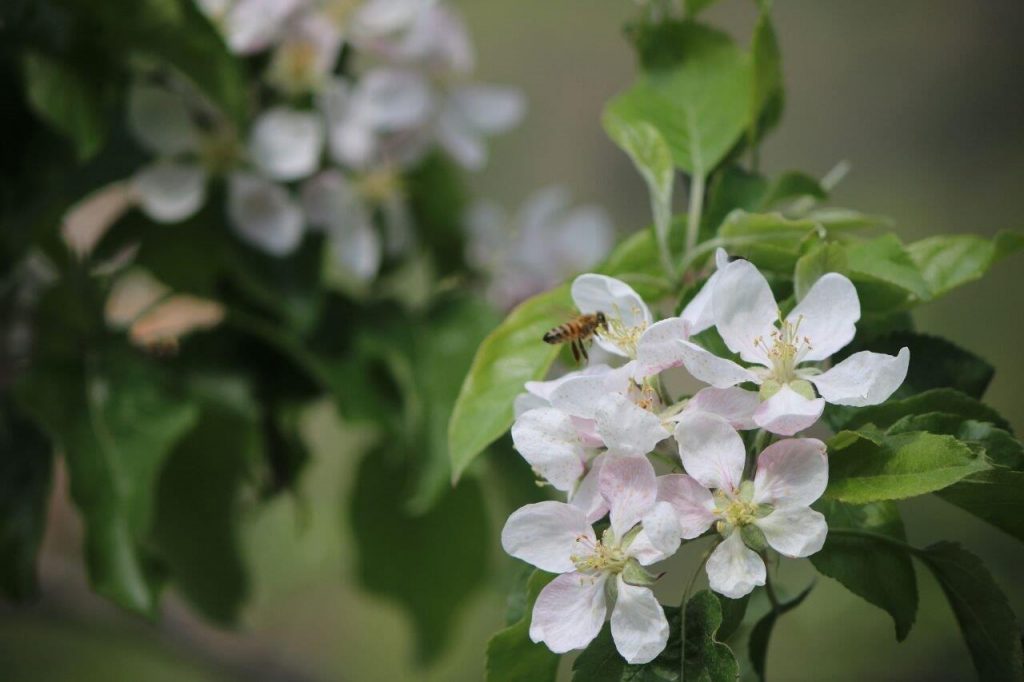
[2, 1, 1023, 680]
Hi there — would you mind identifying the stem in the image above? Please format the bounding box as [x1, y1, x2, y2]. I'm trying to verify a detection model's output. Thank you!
[684, 171, 705, 257]
[762, 559, 781, 612]
[680, 543, 715, 681]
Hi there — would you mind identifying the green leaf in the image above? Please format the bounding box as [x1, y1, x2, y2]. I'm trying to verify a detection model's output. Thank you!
[749, 9, 783, 145]
[684, 0, 719, 16]
[486, 570, 559, 682]
[608, 22, 752, 175]
[406, 153, 468, 277]
[811, 500, 917, 640]
[918, 542, 1023, 681]
[839, 332, 993, 400]
[845, 234, 932, 303]
[0, 402, 54, 601]
[825, 429, 989, 504]
[701, 165, 769, 240]
[149, 378, 259, 625]
[448, 284, 569, 482]
[684, 590, 740, 681]
[351, 445, 490, 664]
[715, 594, 749, 642]
[718, 210, 819, 271]
[16, 353, 199, 615]
[762, 172, 826, 210]
[793, 241, 847, 301]
[907, 230, 1024, 299]
[826, 387, 1010, 433]
[603, 111, 675, 275]
[748, 583, 813, 681]
[21, 51, 113, 161]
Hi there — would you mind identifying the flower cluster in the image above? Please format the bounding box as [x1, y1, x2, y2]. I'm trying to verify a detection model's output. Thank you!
[501, 251, 909, 663]
[122, 0, 523, 281]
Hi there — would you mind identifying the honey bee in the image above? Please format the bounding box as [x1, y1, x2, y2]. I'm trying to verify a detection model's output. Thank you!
[543, 312, 608, 363]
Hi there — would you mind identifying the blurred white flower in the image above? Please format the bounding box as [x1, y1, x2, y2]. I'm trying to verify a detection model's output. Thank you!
[301, 169, 382, 282]
[227, 172, 305, 256]
[248, 106, 325, 181]
[466, 187, 613, 309]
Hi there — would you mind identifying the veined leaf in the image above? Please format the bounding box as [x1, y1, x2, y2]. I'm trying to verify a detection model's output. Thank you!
[907, 230, 1024, 299]
[811, 500, 917, 640]
[827, 388, 1010, 433]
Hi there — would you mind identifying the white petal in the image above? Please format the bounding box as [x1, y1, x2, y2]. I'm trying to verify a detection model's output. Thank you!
[753, 437, 828, 508]
[569, 454, 610, 524]
[656, 474, 716, 539]
[594, 394, 670, 457]
[633, 318, 691, 379]
[756, 507, 828, 558]
[320, 78, 378, 167]
[599, 455, 658, 540]
[356, 68, 433, 131]
[674, 412, 746, 492]
[525, 364, 616, 405]
[438, 106, 487, 170]
[787, 272, 860, 362]
[571, 274, 652, 357]
[679, 249, 730, 336]
[628, 501, 682, 565]
[510, 408, 586, 492]
[712, 259, 778, 365]
[682, 386, 760, 430]
[530, 572, 608, 654]
[706, 531, 766, 599]
[550, 205, 614, 275]
[610, 577, 670, 664]
[809, 348, 910, 407]
[675, 340, 758, 388]
[549, 364, 633, 420]
[223, 0, 302, 54]
[328, 222, 381, 283]
[132, 161, 206, 224]
[501, 501, 594, 573]
[300, 170, 366, 230]
[752, 385, 824, 436]
[514, 391, 547, 418]
[266, 11, 343, 93]
[126, 84, 197, 156]
[351, 0, 422, 37]
[249, 107, 324, 182]
[448, 85, 525, 134]
[227, 173, 304, 256]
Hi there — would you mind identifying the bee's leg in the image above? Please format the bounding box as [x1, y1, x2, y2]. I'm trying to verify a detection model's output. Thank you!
[580, 340, 589, 361]
[570, 340, 581, 364]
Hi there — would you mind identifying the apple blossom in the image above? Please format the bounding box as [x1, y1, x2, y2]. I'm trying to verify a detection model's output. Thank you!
[502, 456, 681, 663]
[666, 412, 828, 598]
[675, 258, 909, 435]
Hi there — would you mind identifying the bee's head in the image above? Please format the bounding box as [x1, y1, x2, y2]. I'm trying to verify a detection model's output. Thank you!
[596, 311, 608, 329]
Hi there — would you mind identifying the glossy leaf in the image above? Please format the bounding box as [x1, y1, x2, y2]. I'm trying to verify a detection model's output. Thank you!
[827, 388, 1010, 433]
[919, 542, 1023, 681]
[811, 499, 917, 640]
[907, 230, 1024, 299]
[486, 570, 559, 682]
[684, 590, 740, 681]
[825, 429, 989, 504]
[845, 234, 932, 302]
[607, 22, 752, 175]
[793, 241, 847, 301]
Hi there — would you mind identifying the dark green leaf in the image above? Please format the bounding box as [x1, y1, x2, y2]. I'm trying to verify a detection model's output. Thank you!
[825, 429, 989, 504]
[761, 172, 825, 210]
[406, 153, 468, 276]
[0, 402, 54, 601]
[749, 583, 813, 681]
[701, 165, 768, 240]
[16, 352, 199, 615]
[811, 500, 917, 640]
[684, 590, 739, 682]
[918, 542, 1023, 681]
[827, 388, 1010, 433]
[486, 570, 559, 682]
[608, 22, 752, 175]
[715, 594, 749, 642]
[719, 210, 819, 271]
[351, 446, 490, 664]
[793, 241, 846, 301]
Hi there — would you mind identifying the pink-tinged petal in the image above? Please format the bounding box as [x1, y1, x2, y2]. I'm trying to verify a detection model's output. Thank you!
[787, 272, 860, 362]
[610, 577, 670, 664]
[755, 507, 828, 558]
[684, 386, 760, 430]
[599, 455, 658, 540]
[752, 385, 825, 436]
[501, 501, 594, 573]
[676, 340, 758, 388]
[511, 408, 586, 492]
[809, 347, 910, 407]
[530, 572, 609, 654]
[712, 259, 778, 365]
[679, 248, 729, 336]
[550, 364, 633, 419]
[674, 413, 746, 492]
[594, 394, 670, 457]
[633, 318, 691, 378]
[706, 532, 766, 599]
[628, 501, 682, 565]
[570, 454, 610, 524]
[573, 417, 604, 448]
[657, 474, 716, 539]
[753, 438, 828, 508]
[571, 274, 652, 357]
